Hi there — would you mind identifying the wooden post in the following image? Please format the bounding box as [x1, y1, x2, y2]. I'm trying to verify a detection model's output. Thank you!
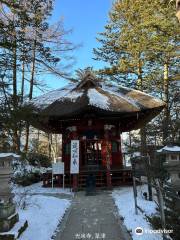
[72, 175, 78, 192]
[146, 156, 153, 201]
[106, 171, 112, 188]
[52, 171, 54, 188]
[132, 176, 138, 215]
[156, 180, 166, 240]
[63, 174, 65, 189]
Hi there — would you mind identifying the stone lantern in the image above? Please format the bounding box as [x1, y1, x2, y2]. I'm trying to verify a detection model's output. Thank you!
[0, 154, 19, 233]
[157, 145, 180, 186]
[157, 145, 180, 211]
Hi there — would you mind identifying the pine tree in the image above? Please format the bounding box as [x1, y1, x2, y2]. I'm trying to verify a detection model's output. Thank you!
[94, 0, 179, 148]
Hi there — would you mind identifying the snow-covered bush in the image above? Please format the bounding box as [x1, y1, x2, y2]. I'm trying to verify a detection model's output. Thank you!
[12, 157, 49, 186]
[25, 152, 51, 168]
[13, 170, 41, 186]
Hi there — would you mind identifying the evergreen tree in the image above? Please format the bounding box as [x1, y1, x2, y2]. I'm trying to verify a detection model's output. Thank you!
[94, 0, 179, 148]
[0, 0, 76, 152]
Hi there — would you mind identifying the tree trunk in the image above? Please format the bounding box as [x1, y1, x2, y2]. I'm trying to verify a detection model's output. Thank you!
[140, 127, 147, 156]
[48, 133, 52, 159]
[163, 62, 170, 144]
[137, 57, 152, 200]
[21, 60, 25, 103]
[24, 40, 36, 152]
[29, 39, 36, 100]
[137, 58, 147, 156]
[12, 39, 20, 153]
[176, 0, 180, 22]
[12, 45, 17, 107]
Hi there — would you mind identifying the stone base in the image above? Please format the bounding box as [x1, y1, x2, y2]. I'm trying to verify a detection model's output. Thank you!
[0, 220, 28, 240]
[0, 204, 16, 221]
[0, 213, 19, 232]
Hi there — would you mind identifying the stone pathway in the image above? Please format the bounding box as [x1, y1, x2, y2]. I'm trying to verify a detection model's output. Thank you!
[55, 191, 131, 240]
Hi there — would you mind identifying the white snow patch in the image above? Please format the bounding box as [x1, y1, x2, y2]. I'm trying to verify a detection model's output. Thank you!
[157, 146, 180, 153]
[88, 88, 109, 110]
[17, 195, 70, 240]
[132, 152, 141, 157]
[102, 85, 141, 109]
[112, 185, 163, 240]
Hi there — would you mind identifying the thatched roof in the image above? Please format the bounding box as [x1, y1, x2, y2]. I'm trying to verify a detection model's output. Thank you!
[25, 73, 165, 132]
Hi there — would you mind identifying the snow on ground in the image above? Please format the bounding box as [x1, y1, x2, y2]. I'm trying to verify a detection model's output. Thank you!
[13, 182, 72, 240]
[112, 185, 163, 240]
[13, 181, 73, 195]
[18, 195, 70, 240]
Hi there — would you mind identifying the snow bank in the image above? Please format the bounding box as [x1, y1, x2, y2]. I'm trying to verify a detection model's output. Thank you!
[17, 195, 70, 240]
[13, 181, 73, 195]
[112, 186, 162, 240]
[13, 182, 72, 240]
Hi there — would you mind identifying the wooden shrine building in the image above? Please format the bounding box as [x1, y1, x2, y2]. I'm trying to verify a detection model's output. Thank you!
[25, 70, 165, 190]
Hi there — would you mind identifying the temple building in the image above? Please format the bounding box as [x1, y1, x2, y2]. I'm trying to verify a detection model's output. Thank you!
[25, 70, 165, 190]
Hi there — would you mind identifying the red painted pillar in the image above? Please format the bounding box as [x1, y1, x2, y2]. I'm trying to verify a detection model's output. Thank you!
[72, 175, 78, 192]
[119, 133, 123, 167]
[104, 127, 112, 189]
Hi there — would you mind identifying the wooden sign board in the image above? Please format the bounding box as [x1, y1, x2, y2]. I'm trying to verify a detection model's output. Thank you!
[70, 140, 79, 174]
[52, 162, 64, 175]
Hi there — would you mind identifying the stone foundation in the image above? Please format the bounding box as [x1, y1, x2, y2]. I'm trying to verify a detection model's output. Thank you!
[0, 220, 28, 240]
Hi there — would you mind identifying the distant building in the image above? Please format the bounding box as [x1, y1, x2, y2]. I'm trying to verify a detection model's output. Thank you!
[157, 145, 180, 189]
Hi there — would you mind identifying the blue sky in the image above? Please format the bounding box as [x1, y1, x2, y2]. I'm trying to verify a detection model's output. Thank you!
[42, 0, 113, 91]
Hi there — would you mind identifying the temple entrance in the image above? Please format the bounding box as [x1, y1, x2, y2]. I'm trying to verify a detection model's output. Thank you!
[81, 140, 102, 167]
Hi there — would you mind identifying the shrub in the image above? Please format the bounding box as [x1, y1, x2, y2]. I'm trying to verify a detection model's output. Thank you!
[148, 215, 162, 229]
[26, 152, 51, 168]
[13, 170, 41, 186]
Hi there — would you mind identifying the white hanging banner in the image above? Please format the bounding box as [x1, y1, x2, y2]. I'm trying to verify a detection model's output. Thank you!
[70, 140, 79, 174]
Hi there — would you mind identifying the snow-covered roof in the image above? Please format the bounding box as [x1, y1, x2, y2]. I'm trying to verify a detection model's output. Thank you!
[29, 84, 82, 110]
[132, 151, 141, 157]
[157, 146, 180, 153]
[24, 73, 165, 132]
[27, 78, 164, 113]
